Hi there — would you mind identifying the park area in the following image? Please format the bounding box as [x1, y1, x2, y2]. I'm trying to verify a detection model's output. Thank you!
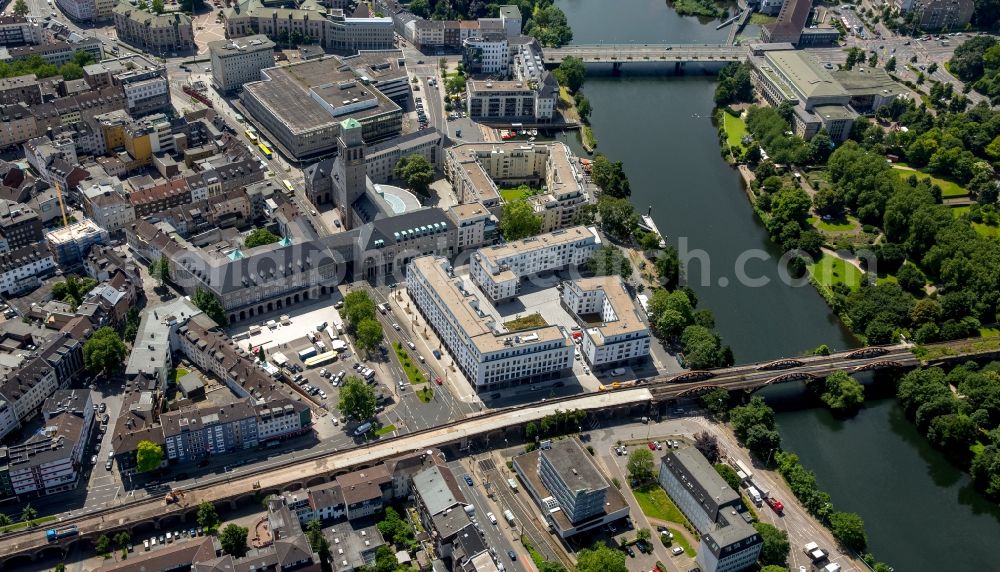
[721, 112, 750, 156]
[808, 253, 863, 290]
[951, 205, 1000, 238]
[892, 165, 969, 198]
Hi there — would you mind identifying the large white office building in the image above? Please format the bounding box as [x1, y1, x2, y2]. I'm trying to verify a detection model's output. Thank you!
[407, 255, 573, 393]
[471, 226, 600, 303]
[209, 35, 275, 93]
[561, 276, 650, 368]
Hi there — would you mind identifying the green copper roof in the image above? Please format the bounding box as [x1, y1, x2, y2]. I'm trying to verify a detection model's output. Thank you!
[279, 236, 292, 246]
[227, 249, 245, 261]
[341, 118, 362, 130]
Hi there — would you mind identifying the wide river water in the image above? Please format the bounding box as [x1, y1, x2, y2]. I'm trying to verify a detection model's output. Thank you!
[554, 1, 1000, 569]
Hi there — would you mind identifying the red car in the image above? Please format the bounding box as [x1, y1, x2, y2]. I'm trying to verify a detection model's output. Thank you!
[435, 377, 443, 385]
[647, 442, 657, 450]
[766, 497, 784, 514]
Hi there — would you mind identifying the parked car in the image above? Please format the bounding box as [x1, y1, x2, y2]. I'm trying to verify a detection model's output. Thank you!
[647, 442, 657, 450]
[672, 547, 684, 556]
[624, 546, 635, 558]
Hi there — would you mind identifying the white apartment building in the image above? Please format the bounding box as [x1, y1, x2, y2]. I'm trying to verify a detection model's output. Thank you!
[0, 15, 42, 46]
[0, 245, 55, 296]
[407, 256, 573, 393]
[209, 35, 275, 93]
[122, 77, 169, 116]
[82, 179, 136, 233]
[447, 203, 492, 251]
[561, 276, 650, 368]
[471, 226, 600, 302]
[0, 359, 58, 425]
[257, 402, 307, 440]
[56, 0, 97, 22]
[462, 34, 508, 76]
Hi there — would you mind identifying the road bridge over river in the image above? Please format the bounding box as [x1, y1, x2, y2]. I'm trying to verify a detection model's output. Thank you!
[541, 44, 747, 68]
[3, 340, 995, 566]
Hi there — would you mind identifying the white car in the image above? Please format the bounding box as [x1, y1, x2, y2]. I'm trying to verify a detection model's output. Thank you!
[672, 547, 684, 556]
[143, 539, 150, 551]
[583, 366, 590, 374]
[392, 323, 400, 330]
[487, 512, 497, 525]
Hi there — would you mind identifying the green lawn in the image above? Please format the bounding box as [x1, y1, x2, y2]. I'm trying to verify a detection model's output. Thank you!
[500, 186, 542, 203]
[417, 386, 433, 403]
[948, 205, 1000, 237]
[972, 222, 1000, 238]
[392, 341, 427, 384]
[0, 515, 56, 533]
[979, 327, 1000, 338]
[668, 526, 696, 557]
[876, 274, 898, 286]
[807, 215, 859, 232]
[173, 367, 189, 382]
[722, 113, 749, 152]
[809, 253, 863, 290]
[633, 485, 691, 527]
[374, 424, 396, 436]
[892, 167, 968, 198]
[503, 313, 547, 331]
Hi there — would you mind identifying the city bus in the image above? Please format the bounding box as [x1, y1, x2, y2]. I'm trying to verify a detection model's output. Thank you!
[303, 350, 338, 368]
[258, 142, 273, 159]
[282, 179, 294, 194]
[244, 129, 258, 144]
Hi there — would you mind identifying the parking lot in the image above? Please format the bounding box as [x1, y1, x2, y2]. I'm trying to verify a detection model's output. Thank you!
[226, 293, 397, 430]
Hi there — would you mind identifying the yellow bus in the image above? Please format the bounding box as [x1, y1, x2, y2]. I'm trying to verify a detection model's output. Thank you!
[258, 142, 273, 159]
[244, 129, 258, 144]
[282, 179, 294, 194]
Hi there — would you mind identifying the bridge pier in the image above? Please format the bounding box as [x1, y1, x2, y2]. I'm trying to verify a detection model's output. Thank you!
[612, 61, 622, 75]
[675, 61, 685, 75]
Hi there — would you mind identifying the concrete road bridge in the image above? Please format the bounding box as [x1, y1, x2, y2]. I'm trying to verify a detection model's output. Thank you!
[2, 340, 995, 566]
[541, 44, 747, 70]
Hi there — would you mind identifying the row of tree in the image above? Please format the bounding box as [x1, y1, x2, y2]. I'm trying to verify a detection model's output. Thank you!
[949, 35, 1000, 104]
[0, 51, 95, 82]
[341, 290, 385, 356]
[646, 287, 733, 370]
[723, 397, 890, 567]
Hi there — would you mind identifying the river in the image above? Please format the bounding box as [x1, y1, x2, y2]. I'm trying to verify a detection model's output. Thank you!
[554, 1, 1000, 570]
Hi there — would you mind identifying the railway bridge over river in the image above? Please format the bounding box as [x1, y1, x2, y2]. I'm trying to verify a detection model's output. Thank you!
[2, 340, 995, 566]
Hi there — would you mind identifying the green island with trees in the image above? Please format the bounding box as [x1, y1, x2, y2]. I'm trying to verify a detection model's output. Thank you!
[668, 0, 728, 19]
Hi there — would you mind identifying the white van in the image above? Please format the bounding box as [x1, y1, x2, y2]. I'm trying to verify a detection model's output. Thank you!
[747, 486, 763, 506]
